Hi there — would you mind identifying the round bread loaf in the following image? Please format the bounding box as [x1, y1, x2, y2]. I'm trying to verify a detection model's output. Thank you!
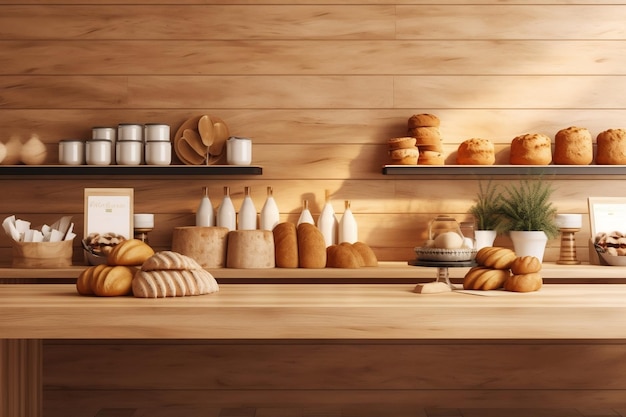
[107, 239, 155, 266]
[388, 137, 417, 150]
[509, 133, 552, 165]
[226, 230, 275, 269]
[596, 129, 626, 165]
[352, 241, 378, 267]
[389, 147, 419, 165]
[76, 264, 135, 296]
[456, 138, 495, 165]
[476, 247, 517, 270]
[408, 127, 443, 152]
[326, 244, 360, 268]
[504, 272, 543, 292]
[273, 222, 299, 268]
[510, 256, 541, 275]
[408, 113, 440, 128]
[463, 266, 510, 291]
[553, 126, 593, 165]
[418, 150, 445, 165]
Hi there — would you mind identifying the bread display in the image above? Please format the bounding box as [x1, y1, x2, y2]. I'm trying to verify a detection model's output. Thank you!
[76, 264, 136, 297]
[596, 129, 626, 165]
[456, 138, 495, 165]
[406, 113, 444, 163]
[297, 223, 327, 268]
[553, 126, 593, 165]
[463, 266, 510, 291]
[465, 247, 543, 293]
[509, 133, 552, 165]
[133, 269, 219, 298]
[107, 239, 155, 266]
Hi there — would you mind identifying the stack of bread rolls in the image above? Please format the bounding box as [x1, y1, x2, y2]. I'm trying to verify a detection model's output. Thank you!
[387, 136, 418, 165]
[407, 113, 445, 165]
[463, 247, 542, 292]
[456, 138, 496, 165]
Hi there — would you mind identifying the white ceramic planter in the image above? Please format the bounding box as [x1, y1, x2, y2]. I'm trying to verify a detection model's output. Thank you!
[509, 231, 548, 261]
[474, 230, 497, 251]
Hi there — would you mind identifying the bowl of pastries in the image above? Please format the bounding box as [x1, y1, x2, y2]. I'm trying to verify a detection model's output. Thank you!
[594, 231, 626, 266]
[82, 232, 127, 265]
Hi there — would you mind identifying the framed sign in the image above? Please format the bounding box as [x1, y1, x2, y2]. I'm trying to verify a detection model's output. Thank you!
[587, 197, 626, 237]
[84, 188, 134, 239]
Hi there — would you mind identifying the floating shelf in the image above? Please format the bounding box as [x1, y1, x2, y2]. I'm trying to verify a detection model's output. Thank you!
[382, 165, 626, 176]
[0, 165, 262, 177]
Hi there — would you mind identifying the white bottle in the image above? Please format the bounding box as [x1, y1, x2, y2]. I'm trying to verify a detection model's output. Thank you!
[195, 186, 214, 227]
[317, 190, 338, 247]
[339, 200, 358, 243]
[216, 186, 236, 231]
[238, 186, 257, 230]
[260, 186, 280, 231]
[297, 199, 314, 226]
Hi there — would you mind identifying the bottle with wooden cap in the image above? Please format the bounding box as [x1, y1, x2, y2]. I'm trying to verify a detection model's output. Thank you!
[195, 186, 215, 227]
[339, 200, 358, 243]
[317, 189, 338, 247]
[297, 199, 314, 226]
[216, 186, 236, 231]
[238, 186, 257, 230]
[260, 186, 280, 231]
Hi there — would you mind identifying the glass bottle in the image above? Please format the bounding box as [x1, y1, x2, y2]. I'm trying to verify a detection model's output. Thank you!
[216, 186, 236, 231]
[260, 186, 280, 231]
[297, 199, 314, 226]
[339, 200, 358, 243]
[195, 186, 214, 227]
[238, 186, 257, 230]
[317, 189, 338, 247]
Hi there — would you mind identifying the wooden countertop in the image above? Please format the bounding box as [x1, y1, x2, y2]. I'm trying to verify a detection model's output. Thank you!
[2, 283, 626, 340]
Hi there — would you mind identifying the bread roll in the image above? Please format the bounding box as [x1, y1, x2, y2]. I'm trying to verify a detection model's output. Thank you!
[326, 244, 360, 268]
[510, 256, 541, 275]
[418, 150, 445, 165]
[457, 138, 495, 165]
[408, 113, 440, 128]
[133, 269, 219, 298]
[273, 222, 299, 268]
[476, 247, 517, 270]
[297, 223, 327, 268]
[389, 147, 419, 165]
[596, 129, 626, 165]
[504, 272, 543, 292]
[553, 126, 593, 165]
[509, 133, 552, 165]
[388, 137, 417, 150]
[463, 266, 510, 291]
[92, 265, 135, 296]
[408, 127, 443, 152]
[142, 251, 203, 271]
[107, 239, 155, 266]
[352, 242, 378, 267]
[76, 265, 100, 295]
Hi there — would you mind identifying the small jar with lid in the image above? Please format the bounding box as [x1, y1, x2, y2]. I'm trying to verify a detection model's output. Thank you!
[145, 140, 171, 165]
[144, 123, 170, 142]
[85, 139, 112, 165]
[117, 123, 143, 141]
[116, 140, 143, 165]
[58, 139, 85, 165]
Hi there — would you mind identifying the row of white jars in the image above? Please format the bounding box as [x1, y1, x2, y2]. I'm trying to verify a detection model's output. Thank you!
[59, 139, 171, 166]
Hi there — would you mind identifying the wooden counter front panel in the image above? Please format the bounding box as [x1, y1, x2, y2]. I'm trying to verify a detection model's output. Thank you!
[42, 340, 626, 415]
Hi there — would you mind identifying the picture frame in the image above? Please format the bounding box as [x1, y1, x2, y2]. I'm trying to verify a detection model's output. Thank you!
[84, 188, 134, 239]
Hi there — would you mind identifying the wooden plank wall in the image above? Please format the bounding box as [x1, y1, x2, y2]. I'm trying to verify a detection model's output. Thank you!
[3, 1, 626, 263]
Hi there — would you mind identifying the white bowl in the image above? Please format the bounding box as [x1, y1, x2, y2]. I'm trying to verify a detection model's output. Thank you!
[414, 247, 477, 262]
[599, 252, 626, 266]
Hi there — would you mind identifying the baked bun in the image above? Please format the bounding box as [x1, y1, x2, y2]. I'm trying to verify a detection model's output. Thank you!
[133, 269, 219, 298]
[463, 266, 510, 291]
[388, 137, 417, 150]
[475, 247, 517, 270]
[76, 264, 135, 297]
[107, 239, 155, 266]
[408, 113, 440, 128]
[553, 126, 593, 165]
[389, 147, 419, 165]
[408, 127, 443, 152]
[510, 256, 541, 275]
[352, 242, 378, 267]
[510, 133, 552, 165]
[141, 251, 202, 271]
[297, 223, 327, 268]
[457, 138, 495, 165]
[273, 222, 299, 268]
[596, 129, 626, 165]
[504, 273, 543, 292]
[418, 150, 445, 165]
[326, 244, 361, 268]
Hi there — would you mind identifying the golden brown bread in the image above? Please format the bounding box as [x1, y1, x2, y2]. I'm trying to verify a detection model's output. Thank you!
[297, 223, 327, 268]
[273, 222, 299, 268]
[76, 264, 135, 296]
[463, 266, 510, 290]
[107, 239, 155, 266]
[553, 126, 593, 165]
[596, 129, 626, 165]
[132, 269, 219, 298]
[389, 147, 419, 165]
[408, 113, 440, 128]
[504, 272, 543, 292]
[457, 138, 495, 165]
[476, 247, 517, 270]
[226, 230, 275, 268]
[352, 242, 378, 267]
[418, 150, 445, 165]
[388, 137, 417, 150]
[510, 256, 542, 275]
[509, 133, 552, 165]
[326, 244, 360, 268]
[142, 250, 202, 271]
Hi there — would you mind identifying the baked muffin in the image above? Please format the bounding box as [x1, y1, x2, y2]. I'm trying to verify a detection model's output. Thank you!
[388, 137, 417, 150]
[457, 138, 495, 165]
[596, 129, 626, 165]
[553, 126, 593, 165]
[408, 113, 440, 129]
[389, 147, 419, 165]
[509, 133, 552, 165]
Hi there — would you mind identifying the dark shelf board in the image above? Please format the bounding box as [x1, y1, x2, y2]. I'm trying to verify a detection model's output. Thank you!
[382, 165, 626, 176]
[0, 165, 262, 177]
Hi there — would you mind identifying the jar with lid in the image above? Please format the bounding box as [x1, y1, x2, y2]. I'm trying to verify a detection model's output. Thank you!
[58, 139, 85, 165]
[85, 139, 112, 165]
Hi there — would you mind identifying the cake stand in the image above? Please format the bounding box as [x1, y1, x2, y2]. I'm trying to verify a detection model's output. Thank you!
[408, 258, 476, 293]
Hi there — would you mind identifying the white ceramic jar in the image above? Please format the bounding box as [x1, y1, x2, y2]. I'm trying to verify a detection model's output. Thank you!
[144, 123, 170, 142]
[117, 123, 143, 141]
[226, 137, 252, 165]
[145, 140, 171, 165]
[85, 139, 112, 165]
[92, 127, 116, 163]
[58, 139, 85, 165]
[116, 140, 142, 165]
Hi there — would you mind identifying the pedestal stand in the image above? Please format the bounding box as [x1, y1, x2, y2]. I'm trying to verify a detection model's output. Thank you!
[408, 259, 476, 293]
[556, 227, 581, 265]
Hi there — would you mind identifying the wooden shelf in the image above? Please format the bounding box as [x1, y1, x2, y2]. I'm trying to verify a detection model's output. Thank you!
[382, 164, 626, 177]
[0, 165, 262, 177]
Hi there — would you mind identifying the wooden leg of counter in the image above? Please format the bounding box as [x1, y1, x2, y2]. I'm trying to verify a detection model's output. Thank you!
[0, 339, 42, 417]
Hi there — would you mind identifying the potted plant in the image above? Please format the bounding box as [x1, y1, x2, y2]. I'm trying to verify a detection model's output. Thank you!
[497, 179, 559, 260]
[467, 180, 502, 250]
